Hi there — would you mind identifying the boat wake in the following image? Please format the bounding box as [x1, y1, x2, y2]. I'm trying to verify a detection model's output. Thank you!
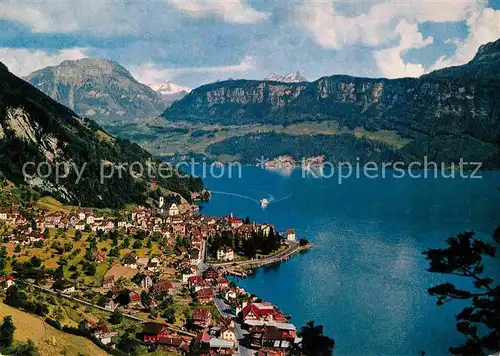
[210, 190, 292, 207]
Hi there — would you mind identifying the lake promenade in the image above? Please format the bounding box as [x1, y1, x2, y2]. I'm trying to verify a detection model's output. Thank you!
[208, 242, 313, 270]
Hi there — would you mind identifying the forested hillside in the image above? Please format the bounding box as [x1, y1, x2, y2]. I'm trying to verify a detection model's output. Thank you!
[0, 61, 202, 208]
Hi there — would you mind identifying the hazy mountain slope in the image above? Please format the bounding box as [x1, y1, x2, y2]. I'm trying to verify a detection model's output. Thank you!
[25, 58, 166, 124]
[0, 61, 202, 208]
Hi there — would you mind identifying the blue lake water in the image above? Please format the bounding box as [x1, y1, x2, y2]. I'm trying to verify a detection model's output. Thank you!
[198, 167, 500, 356]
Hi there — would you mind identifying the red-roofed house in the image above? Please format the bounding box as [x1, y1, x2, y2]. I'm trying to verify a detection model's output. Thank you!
[189, 276, 207, 291]
[242, 303, 287, 323]
[143, 322, 168, 342]
[192, 308, 212, 328]
[195, 288, 214, 304]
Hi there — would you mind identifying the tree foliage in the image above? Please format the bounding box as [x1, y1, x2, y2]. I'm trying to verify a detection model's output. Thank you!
[0, 316, 15, 348]
[423, 231, 500, 355]
[298, 320, 335, 356]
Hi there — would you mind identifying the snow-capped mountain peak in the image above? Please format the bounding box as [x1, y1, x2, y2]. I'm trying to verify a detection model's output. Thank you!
[264, 71, 308, 83]
[149, 81, 191, 96]
[283, 71, 308, 83]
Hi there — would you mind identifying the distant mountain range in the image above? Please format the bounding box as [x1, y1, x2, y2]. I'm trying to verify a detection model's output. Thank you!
[25, 58, 167, 125]
[265, 71, 308, 83]
[0, 61, 201, 208]
[19, 39, 500, 168]
[149, 81, 191, 106]
[160, 38, 500, 167]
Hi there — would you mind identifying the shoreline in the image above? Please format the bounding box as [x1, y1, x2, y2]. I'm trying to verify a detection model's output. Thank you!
[211, 243, 313, 277]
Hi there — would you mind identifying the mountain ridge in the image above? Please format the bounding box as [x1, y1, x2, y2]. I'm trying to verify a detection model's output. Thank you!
[0, 61, 202, 208]
[160, 38, 500, 167]
[25, 58, 167, 125]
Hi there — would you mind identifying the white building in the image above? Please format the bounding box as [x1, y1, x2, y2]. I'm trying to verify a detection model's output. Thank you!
[141, 276, 153, 290]
[217, 246, 234, 261]
[286, 229, 296, 241]
[168, 203, 179, 216]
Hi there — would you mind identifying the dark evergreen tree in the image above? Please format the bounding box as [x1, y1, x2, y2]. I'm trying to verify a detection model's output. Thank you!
[423, 230, 500, 355]
[0, 316, 15, 348]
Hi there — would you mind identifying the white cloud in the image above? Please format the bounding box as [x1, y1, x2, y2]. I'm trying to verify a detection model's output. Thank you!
[431, 7, 500, 70]
[168, 0, 269, 23]
[298, 0, 475, 50]
[298, 0, 494, 78]
[0, 1, 178, 35]
[374, 21, 433, 78]
[130, 56, 256, 84]
[0, 48, 87, 77]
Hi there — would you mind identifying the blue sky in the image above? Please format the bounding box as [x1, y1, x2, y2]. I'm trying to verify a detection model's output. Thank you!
[0, 0, 499, 88]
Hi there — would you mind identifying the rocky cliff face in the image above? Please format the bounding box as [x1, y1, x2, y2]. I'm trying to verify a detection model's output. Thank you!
[165, 80, 307, 125]
[25, 58, 166, 125]
[162, 39, 500, 165]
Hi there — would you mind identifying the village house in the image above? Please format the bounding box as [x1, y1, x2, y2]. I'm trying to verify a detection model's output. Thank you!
[143, 322, 168, 342]
[216, 278, 230, 293]
[202, 267, 218, 282]
[195, 288, 214, 304]
[123, 253, 138, 269]
[226, 214, 243, 228]
[61, 284, 76, 294]
[158, 335, 191, 353]
[129, 291, 141, 306]
[75, 221, 85, 231]
[141, 275, 153, 290]
[0, 209, 8, 220]
[242, 303, 287, 323]
[189, 276, 207, 292]
[192, 308, 212, 329]
[77, 211, 86, 221]
[259, 224, 274, 237]
[93, 330, 119, 346]
[221, 326, 236, 342]
[286, 229, 296, 242]
[104, 298, 117, 311]
[217, 246, 234, 261]
[247, 323, 297, 350]
[102, 275, 115, 289]
[152, 280, 174, 295]
[168, 203, 179, 216]
[182, 266, 197, 283]
[209, 338, 235, 355]
[172, 224, 186, 236]
[147, 256, 161, 272]
[0, 276, 15, 290]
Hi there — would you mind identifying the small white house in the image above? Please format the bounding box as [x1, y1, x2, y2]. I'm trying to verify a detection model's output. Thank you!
[94, 331, 118, 345]
[141, 276, 153, 290]
[221, 327, 236, 342]
[168, 203, 180, 216]
[62, 286, 75, 294]
[217, 246, 234, 261]
[286, 229, 296, 241]
[75, 221, 85, 231]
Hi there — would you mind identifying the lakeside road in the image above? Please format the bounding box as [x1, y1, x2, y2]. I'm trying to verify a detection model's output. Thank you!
[208, 242, 310, 269]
